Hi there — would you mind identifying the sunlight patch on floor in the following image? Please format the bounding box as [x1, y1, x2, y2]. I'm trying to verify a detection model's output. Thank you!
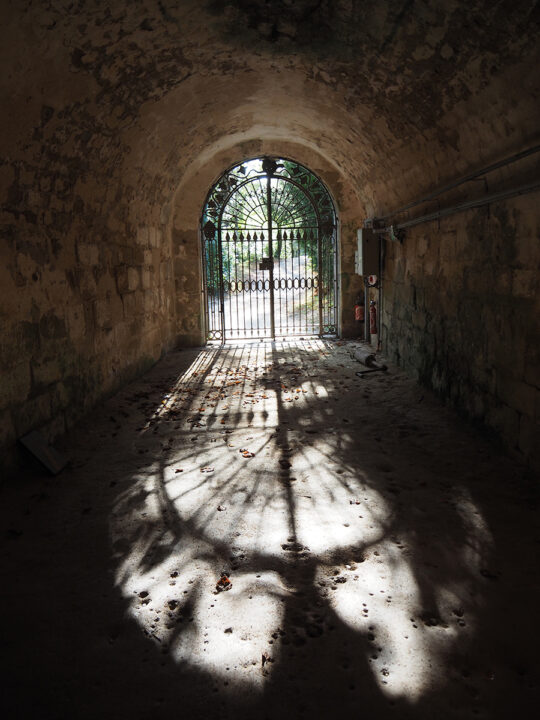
[111, 340, 491, 699]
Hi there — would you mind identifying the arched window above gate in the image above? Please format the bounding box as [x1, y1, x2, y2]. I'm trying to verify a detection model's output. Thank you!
[202, 157, 338, 342]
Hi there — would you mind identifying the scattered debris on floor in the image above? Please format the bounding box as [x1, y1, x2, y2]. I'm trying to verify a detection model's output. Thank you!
[216, 574, 232, 592]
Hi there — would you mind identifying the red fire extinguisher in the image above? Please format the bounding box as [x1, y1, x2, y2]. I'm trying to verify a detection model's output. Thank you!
[370, 300, 377, 335]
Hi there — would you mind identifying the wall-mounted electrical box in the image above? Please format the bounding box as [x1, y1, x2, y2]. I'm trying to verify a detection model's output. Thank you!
[354, 228, 379, 276]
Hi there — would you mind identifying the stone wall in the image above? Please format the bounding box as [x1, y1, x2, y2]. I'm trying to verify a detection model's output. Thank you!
[0, 157, 177, 472]
[382, 193, 540, 470]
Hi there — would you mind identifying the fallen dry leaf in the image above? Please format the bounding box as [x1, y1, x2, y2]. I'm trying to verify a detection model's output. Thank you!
[216, 574, 232, 592]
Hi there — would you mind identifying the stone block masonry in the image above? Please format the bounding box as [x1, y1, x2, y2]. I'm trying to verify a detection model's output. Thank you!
[382, 194, 540, 471]
[0, 190, 177, 473]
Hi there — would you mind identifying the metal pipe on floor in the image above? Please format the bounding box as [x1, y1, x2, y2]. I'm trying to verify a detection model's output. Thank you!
[353, 346, 377, 366]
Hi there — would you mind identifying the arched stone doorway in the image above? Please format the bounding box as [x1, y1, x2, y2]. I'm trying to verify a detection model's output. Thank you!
[201, 156, 338, 341]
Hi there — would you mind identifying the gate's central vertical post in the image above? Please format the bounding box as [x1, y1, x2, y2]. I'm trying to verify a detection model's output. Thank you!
[317, 225, 323, 335]
[266, 172, 276, 340]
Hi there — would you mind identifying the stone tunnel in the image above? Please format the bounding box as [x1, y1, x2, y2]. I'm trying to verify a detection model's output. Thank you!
[1, 1, 539, 719]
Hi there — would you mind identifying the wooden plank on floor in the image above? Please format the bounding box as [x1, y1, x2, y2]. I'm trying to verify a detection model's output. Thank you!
[19, 430, 68, 475]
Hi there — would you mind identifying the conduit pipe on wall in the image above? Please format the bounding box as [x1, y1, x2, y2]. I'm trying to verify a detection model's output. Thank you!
[371, 143, 540, 224]
[371, 179, 540, 236]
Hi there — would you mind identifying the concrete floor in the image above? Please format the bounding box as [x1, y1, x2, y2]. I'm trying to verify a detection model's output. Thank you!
[1, 339, 539, 720]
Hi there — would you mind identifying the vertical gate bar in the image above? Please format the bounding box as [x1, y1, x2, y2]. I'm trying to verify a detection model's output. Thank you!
[308, 229, 312, 333]
[317, 225, 323, 335]
[239, 231, 244, 337]
[217, 226, 225, 341]
[207, 234, 212, 338]
[254, 233, 260, 337]
[334, 227, 338, 331]
[259, 232, 265, 336]
[303, 228, 308, 333]
[223, 232, 228, 338]
[300, 229, 303, 333]
[240, 234, 244, 337]
[299, 230, 302, 333]
[324, 232, 328, 330]
[325, 232, 330, 330]
[261, 233, 272, 333]
[320, 231, 324, 332]
[240, 232, 244, 337]
[327, 232, 331, 330]
[267, 177, 276, 340]
[231, 232, 235, 337]
[275, 229, 279, 333]
[331, 230, 336, 329]
[203, 231, 209, 340]
[224, 233, 229, 337]
[204, 232, 209, 338]
[284, 231, 289, 333]
[227, 234, 233, 338]
[211, 237, 215, 337]
[277, 230, 282, 334]
[234, 231, 239, 337]
[247, 233, 253, 337]
[296, 230, 302, 332]
[259, 232, 264, 336]
[330, 229, 334, 331]
[245, 240, 249, 337]
[211, 235, 216, 337]
[288, 230, 292, 333]
[286, 232, 290, 333]
[260, 233, 265, 337]
[310, 230, 315, 333]
[238, 232, 242, 338]
[292, 231, 296, 332]
[309, 229, 312, 333]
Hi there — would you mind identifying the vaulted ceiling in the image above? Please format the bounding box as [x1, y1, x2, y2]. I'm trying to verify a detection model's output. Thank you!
[2, 0, 539, 217]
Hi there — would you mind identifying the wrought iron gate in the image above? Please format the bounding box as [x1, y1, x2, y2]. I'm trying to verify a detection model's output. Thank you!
[202, 157, 337, 341]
